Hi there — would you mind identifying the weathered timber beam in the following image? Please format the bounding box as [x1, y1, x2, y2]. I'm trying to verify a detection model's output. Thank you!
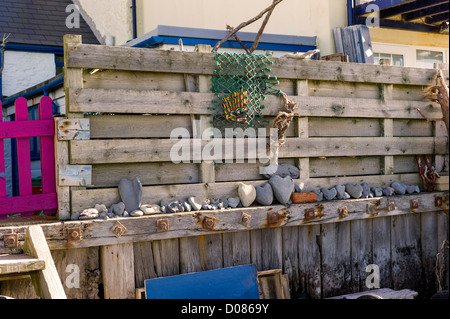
[0, 192, 447, 251]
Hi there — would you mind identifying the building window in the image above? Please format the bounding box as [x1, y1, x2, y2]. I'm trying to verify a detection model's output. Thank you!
[55, 54, 64, 74]
[373, 53, 404, 66]
[416, 50, 444, 69]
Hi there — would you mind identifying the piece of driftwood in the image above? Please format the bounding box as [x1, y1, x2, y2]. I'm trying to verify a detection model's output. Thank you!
[212, 0, 284, 52]
[327, 288, 418, 299]
[417, 68, 449, 137]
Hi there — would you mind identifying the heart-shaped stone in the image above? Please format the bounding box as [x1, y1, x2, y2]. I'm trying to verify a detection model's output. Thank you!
[188, 196, 202, 211]
[228, 197, 240, 208]
[269, 175, 294, 205]
[119, 177, 143, 213]
[345, 183, 363, 199]
[238, 183, 257, 207]
[391, 182, 406, 195]
[335, 184, 346, 199]
[321, 187, 337, 201]
[383, 187, 395, 196]
[255, 183, 274, 206]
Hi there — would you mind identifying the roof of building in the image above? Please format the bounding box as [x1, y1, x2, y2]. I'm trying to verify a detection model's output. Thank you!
[0, 0, 99, 47]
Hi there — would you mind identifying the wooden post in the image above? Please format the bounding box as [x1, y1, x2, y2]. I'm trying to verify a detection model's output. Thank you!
[380, 59, 394, 175]
[100, 243, 136, 299]
[23, 225, 67, 299]
[296, 80, 310, 180]
[59, 34, 84, 219]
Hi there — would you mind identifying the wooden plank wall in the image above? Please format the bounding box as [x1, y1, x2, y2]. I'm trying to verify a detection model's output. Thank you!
[4, 35, 446, 299]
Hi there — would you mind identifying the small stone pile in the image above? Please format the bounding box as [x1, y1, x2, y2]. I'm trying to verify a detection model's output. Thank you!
[72, 165, 421, 220]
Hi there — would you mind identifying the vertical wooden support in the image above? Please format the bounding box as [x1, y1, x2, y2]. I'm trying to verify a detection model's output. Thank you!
[196, 44, 215, 184]
[59, 34, 84, 219]
[100, 243, 135, 299]
[23, 225, 67, 299]
[298, 225, 321, 299]
[296, 80, 310, 180]
[380, 59, 394, 175]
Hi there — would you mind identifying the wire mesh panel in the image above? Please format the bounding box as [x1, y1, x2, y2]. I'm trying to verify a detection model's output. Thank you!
[211, 52, 280, 134]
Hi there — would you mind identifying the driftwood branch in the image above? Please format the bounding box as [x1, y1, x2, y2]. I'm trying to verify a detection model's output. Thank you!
[417, 68, 449, 136]
[213, 0, 284, 52]
[249, 0, 277, 53]
[226, 25, 251, 54]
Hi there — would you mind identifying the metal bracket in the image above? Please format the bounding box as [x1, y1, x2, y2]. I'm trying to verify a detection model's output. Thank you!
[435, 196, 443, 208]
[304, 208, 316, 221]
[110, 221, 127, 239]
[67, 227, 82, 243]
[239, 212, 251, 227]
[410, 199, 419, 210]
[387, 200, 396, 212]
[156, 219, 169, 233]
[267, 212, 280, 225]
[3, 233, 18, 249]
[338, 206, 349, 219]
[203, 216, 217, 230]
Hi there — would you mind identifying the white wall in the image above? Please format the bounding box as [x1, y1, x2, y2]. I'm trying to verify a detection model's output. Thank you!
[2, 51, 56, 97]
[76, 0, 134, 45]
[137, 0, 348, 56]
[1, 109, 12, 197]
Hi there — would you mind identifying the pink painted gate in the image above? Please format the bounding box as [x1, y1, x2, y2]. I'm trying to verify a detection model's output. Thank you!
[0, 97, 57, 219]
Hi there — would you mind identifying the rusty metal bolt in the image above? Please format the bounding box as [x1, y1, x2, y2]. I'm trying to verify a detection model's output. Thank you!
[435, 196, 443, 208]
[267, 212, 279, 224]
[67, 227, 82, 242]
[110, 222, 127, 239]
[367, 203, 377, 215]
[387, 200, 396, 212]
[203, 216, 216, 230]
[3, 234, 18, 248]
[410, 199, 419, 210]
[157, 219, 169, 233]
[240, 213, 251, 227]
[338, 206, 349, 219]
[304, 208, 316, 221]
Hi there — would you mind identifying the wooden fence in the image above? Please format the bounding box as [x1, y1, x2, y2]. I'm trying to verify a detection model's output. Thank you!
[0, 34, 448, 299]
[0, 97, 57, 218]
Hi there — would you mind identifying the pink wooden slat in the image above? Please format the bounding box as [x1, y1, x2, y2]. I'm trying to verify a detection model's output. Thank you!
[0, 101, 6, 220]
[15, 97, 33, 217]
[0, 193, 58, 215]
[0, 120, 54, 139]
[39, 96, 57, 215]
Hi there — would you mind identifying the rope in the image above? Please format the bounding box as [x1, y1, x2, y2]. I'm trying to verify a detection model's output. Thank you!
[272, 91, 297, 146]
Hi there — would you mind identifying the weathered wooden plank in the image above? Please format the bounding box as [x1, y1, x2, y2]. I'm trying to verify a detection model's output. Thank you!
[420, 212, 439, 298]
[308, 118, 381, 137]
[100, 243, 135, 299]
[372, 217, 392, 289]
[3, 191, 445, 252]
[391, 214, 422, 292]
[59, 165, 92, 187]
[69, 137, 448, 165]
[151, 238, 180, 277]
[222, 231, 251, 267]
[282, 226, 300, 297]
[307, 80, 380, 99]
[23, 225, 66, 299]
[56, 118, 90, 141]
[310, 157, 381, 178]
[0, 254, 45, 275]
[394, 119, 433, 137]
[91, 162, 199, 188]
[350, 219, 373, 293]
[67, 43, 448, 86]
[133, 241, 157, 288]
[68, 88, 443, 120]
[320, 221, 352, 298]
[298, 225, 321, 299]
[88, 115, 192, 139]
[51, 247, 100, 299]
